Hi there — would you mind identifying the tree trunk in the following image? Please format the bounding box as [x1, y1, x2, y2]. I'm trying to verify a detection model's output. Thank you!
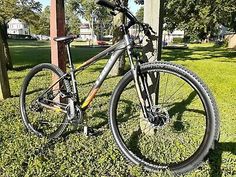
[0, 31, 11, 100]
[0, 22, 13, 70]
[109, 1, 128, 76]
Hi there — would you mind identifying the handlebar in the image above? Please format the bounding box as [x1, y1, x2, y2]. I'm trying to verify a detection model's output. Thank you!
[95, 0, 138, 25]
[95, 0, 116, 10]
[95, 0, 157, 37]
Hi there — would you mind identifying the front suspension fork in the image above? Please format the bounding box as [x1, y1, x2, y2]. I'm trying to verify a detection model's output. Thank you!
[132, 65, 153, 119]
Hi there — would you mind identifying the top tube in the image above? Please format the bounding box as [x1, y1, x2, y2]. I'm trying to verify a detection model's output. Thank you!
[75, 40, 127, 73]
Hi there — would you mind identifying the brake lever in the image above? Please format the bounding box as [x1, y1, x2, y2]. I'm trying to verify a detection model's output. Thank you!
[149, 26, 157, 35]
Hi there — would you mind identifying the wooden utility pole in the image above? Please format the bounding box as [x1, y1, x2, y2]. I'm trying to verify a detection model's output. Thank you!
[50, 0, 66, 72]
[144, 0, 164, 61]
[110, 0, 128, 76]
[110, 13, 126, 76]
[140, 0, 164, 135]
[0, 34, 11, 100]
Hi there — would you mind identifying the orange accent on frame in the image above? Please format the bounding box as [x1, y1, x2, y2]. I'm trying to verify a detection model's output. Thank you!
[76, 56, 97, 70]
[81, 88, 99, 108]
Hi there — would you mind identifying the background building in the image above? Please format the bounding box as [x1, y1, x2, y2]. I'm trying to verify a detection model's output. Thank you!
[7, 19, 29, 35]
[163, 30, 185, 45]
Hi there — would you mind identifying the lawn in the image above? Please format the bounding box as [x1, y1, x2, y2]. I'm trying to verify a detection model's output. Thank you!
[0, 40, 235, 176]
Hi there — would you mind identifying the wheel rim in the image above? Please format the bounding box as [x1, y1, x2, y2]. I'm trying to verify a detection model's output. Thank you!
[22, 67, 69, 138]
[112, 68, 212, 171]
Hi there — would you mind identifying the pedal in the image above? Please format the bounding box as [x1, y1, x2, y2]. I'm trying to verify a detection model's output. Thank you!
[83, 126, 97, 136]
[84, 126, 88, 136]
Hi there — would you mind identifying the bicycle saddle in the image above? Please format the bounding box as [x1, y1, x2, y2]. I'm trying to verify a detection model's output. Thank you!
[53, 35, 78, 43]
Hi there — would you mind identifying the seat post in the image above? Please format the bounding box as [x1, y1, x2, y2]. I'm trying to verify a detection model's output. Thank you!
[65, 43, 74, 71]
[65, 42, 79, 102]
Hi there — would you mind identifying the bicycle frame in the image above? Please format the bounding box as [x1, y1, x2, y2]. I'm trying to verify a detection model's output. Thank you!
[71, 39, 127, 110]
[40, 38, 127, 110]
[38, 32, 151, 120]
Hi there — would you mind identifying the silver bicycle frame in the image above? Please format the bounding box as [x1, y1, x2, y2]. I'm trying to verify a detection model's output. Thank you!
[71, 39, 128, 109]
[38, 34, 149, 119]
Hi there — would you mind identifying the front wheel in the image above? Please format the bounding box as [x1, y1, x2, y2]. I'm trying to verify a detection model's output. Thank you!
[109, 62, 219, 174]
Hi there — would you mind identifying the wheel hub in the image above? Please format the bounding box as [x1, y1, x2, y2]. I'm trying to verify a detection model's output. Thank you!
[147, 105, 170, 127]
[30, 101, 43, 112]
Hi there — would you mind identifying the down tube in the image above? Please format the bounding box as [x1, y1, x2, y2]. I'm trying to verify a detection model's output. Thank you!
[81, 42, 126, 109]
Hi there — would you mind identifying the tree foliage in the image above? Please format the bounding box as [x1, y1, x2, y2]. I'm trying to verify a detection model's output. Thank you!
[134, 0, 144, 5]
[164, 0, 236, 40]
[66, 0, 112, 38]
[0, 0, 41, 69]
[31, 2, 81, 36]
[65, 2, 81, 35]
[0, 0, 41, 24]
[135, 7, 144, 22]
[80, 0, 113, 37]
[64, 0, 85, 35]
[31, 6, 50, 35]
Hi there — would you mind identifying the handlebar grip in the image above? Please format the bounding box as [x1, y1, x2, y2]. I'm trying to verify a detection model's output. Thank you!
[95, 0, 116, 10]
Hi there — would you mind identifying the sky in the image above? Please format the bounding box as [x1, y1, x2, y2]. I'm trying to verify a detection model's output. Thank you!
[39, 0, 49, 8]
[38, 0, 140, 13]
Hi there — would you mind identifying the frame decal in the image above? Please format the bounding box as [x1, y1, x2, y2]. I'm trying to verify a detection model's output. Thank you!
[77, 40, 127, 109]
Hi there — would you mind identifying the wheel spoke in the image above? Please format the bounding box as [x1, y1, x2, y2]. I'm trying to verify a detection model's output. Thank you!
[111, 63, 218, 173]
[20, 64, 70, 139]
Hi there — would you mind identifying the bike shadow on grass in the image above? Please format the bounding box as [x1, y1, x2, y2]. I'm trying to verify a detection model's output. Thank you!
[125, 91, 200, 154]
[123, 92, 236, 176]
[208, 142, 236, 177]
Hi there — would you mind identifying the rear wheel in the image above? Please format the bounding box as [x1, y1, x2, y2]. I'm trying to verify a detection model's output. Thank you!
[109, 62, 219, 174]
[20, 63, 71, 139]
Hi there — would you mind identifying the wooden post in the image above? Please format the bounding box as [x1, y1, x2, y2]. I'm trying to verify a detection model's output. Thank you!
[0, 34, 11, 100]
[144, 0, 164, 61]
[110, 13, 126, 76]
[50, 0, 66, 72]
[225, 34, 236, 49]
[140, 0, 164, 135]
[110, 0, 128, 76]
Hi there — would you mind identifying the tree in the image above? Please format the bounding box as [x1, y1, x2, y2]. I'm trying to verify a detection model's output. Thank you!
[31, 4, 81, 36]
[67, 0, 133, 76]
[93, 7, 113, 40]
[0, 0, 41, 69]
[217, 1, 236, 32]
[66, 0, 112, 38]
[0, 31, 11, 99]
[31, 6, 50, 35]
[65, 1, 81, 35]
[66, 10, 81, 35]
[0, 0, 16, 70]
[136, 7, 144, 22]
[134, 0, 144, 5]
[164, 0, 236, 41]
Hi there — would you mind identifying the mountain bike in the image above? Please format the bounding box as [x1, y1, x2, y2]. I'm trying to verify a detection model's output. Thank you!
[20, 0, 220, 174]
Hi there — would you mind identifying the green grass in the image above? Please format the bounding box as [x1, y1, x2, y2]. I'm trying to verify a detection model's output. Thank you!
[0, 40, 236, 176]
[8, 40, 106, 67]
